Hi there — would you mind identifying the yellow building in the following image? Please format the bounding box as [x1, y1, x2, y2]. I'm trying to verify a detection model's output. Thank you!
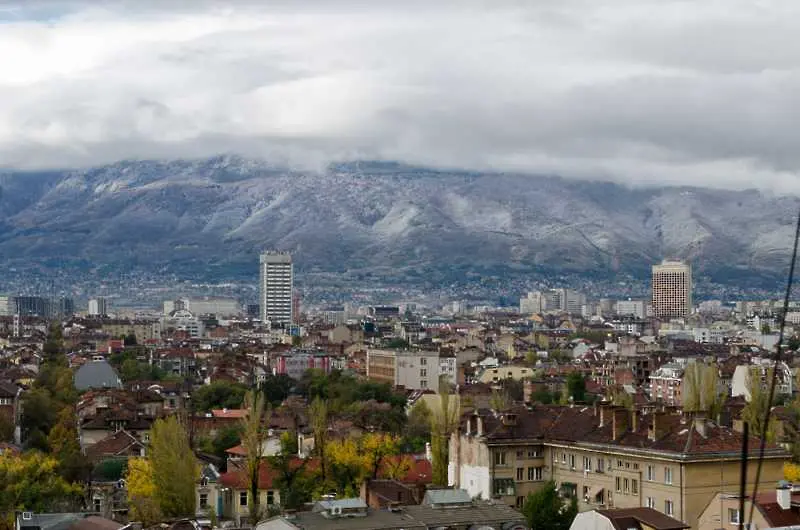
[449, 405, 787, 530]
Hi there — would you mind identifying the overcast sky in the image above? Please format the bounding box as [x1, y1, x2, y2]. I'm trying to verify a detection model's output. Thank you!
[1, 0, 799, 190]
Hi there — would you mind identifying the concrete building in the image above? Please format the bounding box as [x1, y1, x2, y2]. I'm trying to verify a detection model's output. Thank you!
[520, 291, 546, 314]
[616, 299, 647, 319]
[0, 296, 9, 316]
[88, 298, 108, 317]
[652, 261, 693, 319]
[449, 405, 788, 530]
[181, 297, 241, 316]
[649, 362, 686, 406]
[260, 251, 293, 325]
[272, 352, 333, 380]
[366, 349, 440, 390]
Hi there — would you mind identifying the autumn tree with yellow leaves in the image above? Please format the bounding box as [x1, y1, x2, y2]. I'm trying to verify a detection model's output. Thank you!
[126, 458, 162, 527]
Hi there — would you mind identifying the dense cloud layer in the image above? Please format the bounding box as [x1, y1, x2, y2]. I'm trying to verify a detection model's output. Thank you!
[1, 0, 799, 190]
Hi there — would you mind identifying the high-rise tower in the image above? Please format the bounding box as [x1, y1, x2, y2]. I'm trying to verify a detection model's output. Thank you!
[651, 260, 692, 319]
[260, 251, 293, 325]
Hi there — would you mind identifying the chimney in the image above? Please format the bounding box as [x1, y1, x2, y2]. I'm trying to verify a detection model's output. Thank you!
[523, 380, 533, 404]
[777, 482, 792, 510]
[649, 411, 666, 442]
[631, 409, 638, 432]
[599, 402, 611, 427]
[425, 442, 432, 461]
[612, 407, 629, 440]
[476, 415, 484, 436]
[694, 412, 708, 439]
[466, 417, 473, 435]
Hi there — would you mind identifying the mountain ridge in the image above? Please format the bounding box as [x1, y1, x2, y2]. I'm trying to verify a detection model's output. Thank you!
[0, 157, 795, 288]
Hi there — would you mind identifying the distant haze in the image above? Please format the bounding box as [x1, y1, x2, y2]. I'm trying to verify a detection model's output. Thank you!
[1, 1, 800, 191]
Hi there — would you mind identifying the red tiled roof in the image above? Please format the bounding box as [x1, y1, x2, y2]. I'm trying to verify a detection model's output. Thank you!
[754, 492, 800, 528]
[379, 456, 432, 484]
[219, 458, 317, 490]
[211, 409, 248, 419]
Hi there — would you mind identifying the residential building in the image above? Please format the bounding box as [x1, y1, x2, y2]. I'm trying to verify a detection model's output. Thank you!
[448, 404, 787, 530]
[520, 291, 546, 314]
[179, 297, 241, 316]
[98, 319, 162, 343]
[652, 261, 693, 319]
[219, 460, 288, 525]
[260, 251, 293, 325]
[649, 362, 686, 406]
[478, 365, 535, 384]
[571, 507, 689, 530]
[697, 482, 800, 530]
[366, 349, 440, 390]
[731, 360, 793, 401]
[615, 299, 647, 319]
[88, 298, 109, 317]
[272, 351, 333, 380]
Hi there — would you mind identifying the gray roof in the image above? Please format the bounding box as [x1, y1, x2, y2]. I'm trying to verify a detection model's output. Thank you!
[262, 510, 424, 530]
[313, 498, 369, 511]
[404, 502, 527, 528]
[74, 361, 122, 391]
[17, 513, 94, 530]
[422, 488, 472, 506]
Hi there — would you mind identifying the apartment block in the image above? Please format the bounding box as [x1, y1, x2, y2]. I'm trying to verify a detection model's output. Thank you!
[366, 349, 440, 390]
[448, 404, 787, 530]
[652, 261, 693, 319]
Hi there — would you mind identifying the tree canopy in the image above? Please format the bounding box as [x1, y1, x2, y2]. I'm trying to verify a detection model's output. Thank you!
[522, 480, 578, 530]
[149, 416, 198, 518]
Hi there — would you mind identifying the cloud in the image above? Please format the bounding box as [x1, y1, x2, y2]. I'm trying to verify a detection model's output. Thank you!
[1, 0, 799, 191]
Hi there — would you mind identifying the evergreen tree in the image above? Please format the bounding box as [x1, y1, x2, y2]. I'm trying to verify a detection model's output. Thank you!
[522, 481, 578, 530]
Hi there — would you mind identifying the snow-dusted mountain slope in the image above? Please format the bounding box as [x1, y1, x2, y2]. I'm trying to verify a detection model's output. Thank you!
[0, 157, 795, 283]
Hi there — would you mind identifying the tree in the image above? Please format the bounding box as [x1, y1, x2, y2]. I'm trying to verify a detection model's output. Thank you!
[361, 433, 401, 479]
[261, 374, 295, 406]
[489, 390, 511, 412]
[0, 452, 82, 530]
[789, 335, 800, 351]
[682, 362, 725, 420]
[268, 435, 312, 510]
[309, 397, 329, 481]
[241, 391, 268, 527]
[608, 387, 634, 410]
[325, 438, 366, 497]
[407, 399, 433, 441]
[21, 389, 57, 450]
[522, 480, 578, 530]
[126, 457, 162, 527]
[741, 367, 778, 442]
[48, 407, 90, 483]
[566, 372, 586, 402]
[192, 381, 248, 412]
[430, 378, 460, 485]
[149, 416, 197, 518]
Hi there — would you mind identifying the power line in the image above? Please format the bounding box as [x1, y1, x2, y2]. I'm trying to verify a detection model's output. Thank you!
[747, 208, 800, 527]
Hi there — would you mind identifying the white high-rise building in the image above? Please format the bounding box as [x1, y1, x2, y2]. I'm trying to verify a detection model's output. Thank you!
[0, 296, 9, 316]
[88, 297, 108, 317]
[615, 299, 646, 319]
[260, 251, 293, 324]
[651, 260, 692, 319]
[519, 291, 546, 314]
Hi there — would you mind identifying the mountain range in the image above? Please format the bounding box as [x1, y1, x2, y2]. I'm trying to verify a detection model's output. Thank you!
[0, 157, 796, 289]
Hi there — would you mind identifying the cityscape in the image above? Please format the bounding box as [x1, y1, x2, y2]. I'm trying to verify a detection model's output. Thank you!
[3, 2, 800, 530]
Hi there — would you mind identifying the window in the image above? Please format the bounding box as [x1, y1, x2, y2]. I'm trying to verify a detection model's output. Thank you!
[93, 498, 102, 513]
[646, 497, 655, 509]
[596, 459, 605, 473]
[646, 465, 655, 481]
[528, 467, 543, 481]
[420, 357, 427, 365]
[623, 478, 629, 494]
[615, 477, 621, 493]
[633, 463, 639, 470]
[199, 493, 208, 509]
[267, 490, 275, 505]
[420, 369, 427, 377]
[516, 467, 524, 481]
[625, 462, 630, 469]
[632, 479, 638, 495]
[493, 478, 516, 496]
[516, 496, 525, 508]
[517, 450, 524, 459]
[617, 459, 623, 468]
[664, 467, 673, 485]
[583, 457, 592, 471]
[665, 500, 674, 516]
[528, 448, 540, 458]
[562, 452, 567, 464]
[728, 508, 740, 524]
[569, 454, 576, 469]
[494, 451, 507, 466]
[240, 491, 248, 506]
[420, 380, 427, 388]
[583, 486, 589, 499]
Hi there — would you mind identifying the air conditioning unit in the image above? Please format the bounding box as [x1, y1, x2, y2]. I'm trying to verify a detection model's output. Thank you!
[22, 513, 32, 521]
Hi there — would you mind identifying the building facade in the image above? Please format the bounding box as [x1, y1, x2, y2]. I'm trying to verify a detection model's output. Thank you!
[366, 349, 440, 390]
[652, 261, 693, 319]
[88, 298, 109, 317]
[449, 405, 787, 530]
[259, 251, 293, 325]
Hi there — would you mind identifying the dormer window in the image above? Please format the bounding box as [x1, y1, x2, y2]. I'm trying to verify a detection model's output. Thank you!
[200, 477, 209, 487]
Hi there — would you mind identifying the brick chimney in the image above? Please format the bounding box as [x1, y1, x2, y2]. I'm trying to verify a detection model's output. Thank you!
[523, 380, 533, 404]
[693, 412, 708, 439]
[631, 409, 638, 432]
[599, 402, 612, 427]
[476, 415, 483, 436]
[649, 411, 667, 442]
[777, 481, 792, 510]
[612, 407, 630, 440]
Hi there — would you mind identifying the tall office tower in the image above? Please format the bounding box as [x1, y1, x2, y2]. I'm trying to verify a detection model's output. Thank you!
[260, 251, 293, 325]
[88, 297, 108, 317]
[651, 260, 693, 319]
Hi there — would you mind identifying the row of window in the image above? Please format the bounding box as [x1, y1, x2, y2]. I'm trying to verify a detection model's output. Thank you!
[494, 448, 542, 465]
[645, 496, 674, 517]
[238, 490, 276, 507]
[615, 476, 639, 495]
[515, 466, 544, 482]
[549, 452, 675, 486]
